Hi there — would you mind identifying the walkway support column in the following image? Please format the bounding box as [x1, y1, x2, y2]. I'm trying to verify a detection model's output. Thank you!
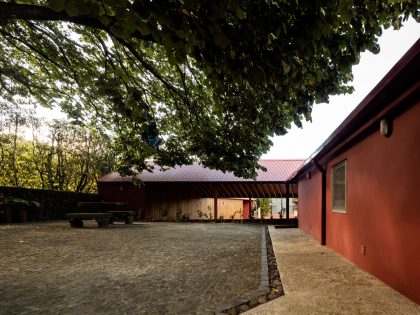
[249, 197, 252, 219]
[214, 194, 218, 221]
[286, 182, 290, 220]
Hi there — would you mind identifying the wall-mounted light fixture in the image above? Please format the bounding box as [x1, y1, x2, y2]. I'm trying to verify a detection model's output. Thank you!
[120, 185, 124, 191]
[380, 118, 392, 137]
[306, 171, 311, 180]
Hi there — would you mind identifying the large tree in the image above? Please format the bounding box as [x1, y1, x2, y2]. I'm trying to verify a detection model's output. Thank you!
[0, 1, 417, 178]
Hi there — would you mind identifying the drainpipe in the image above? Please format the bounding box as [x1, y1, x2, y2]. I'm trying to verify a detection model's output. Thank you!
[314, 161, 326, 246]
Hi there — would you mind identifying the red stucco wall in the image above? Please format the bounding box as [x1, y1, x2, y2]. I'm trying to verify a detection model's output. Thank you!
[325, 101, 420, 303]
[298, 170, 322, 242]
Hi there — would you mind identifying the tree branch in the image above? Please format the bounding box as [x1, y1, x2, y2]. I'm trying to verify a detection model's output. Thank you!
[0, 2, 155, 42]
[116, 37, 187, 102]
[0, 2, 105, 30]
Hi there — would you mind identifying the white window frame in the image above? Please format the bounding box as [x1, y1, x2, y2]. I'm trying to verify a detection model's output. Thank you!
[332, 160, 346, 213]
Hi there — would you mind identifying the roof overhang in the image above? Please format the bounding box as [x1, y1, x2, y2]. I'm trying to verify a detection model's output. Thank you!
[290, 39, 420, 181]
[99, 159, 303, 198]
[142, 181, 299, 199]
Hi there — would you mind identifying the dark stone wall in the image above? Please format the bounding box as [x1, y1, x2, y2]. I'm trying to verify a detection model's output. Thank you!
[0, 186, 100, 222]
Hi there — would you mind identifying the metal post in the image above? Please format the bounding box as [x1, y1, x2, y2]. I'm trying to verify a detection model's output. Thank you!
[214, 194, 218, 220]
[286, 182, 290, 220]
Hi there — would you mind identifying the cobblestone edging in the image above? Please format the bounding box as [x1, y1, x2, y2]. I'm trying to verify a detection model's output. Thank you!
[211, 226, 284, 315]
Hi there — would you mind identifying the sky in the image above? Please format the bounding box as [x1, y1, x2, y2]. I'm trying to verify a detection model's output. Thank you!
[262, 18, 420, 160]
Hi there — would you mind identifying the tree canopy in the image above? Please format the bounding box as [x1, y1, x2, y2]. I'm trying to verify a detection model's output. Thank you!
[0, 1, 417, 178]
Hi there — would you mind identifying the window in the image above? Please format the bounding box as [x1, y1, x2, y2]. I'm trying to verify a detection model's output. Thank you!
[332, 160, 346, 212]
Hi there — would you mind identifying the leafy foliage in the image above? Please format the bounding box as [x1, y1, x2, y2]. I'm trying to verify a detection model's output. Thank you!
[0, 0, 417, 178]
[255, 198, 271, 216]
[0, 107, 116, 192]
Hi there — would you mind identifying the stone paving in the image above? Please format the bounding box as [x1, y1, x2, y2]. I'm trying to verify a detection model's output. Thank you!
[247, 227, 420, 314]
[0, 222, 262, 314]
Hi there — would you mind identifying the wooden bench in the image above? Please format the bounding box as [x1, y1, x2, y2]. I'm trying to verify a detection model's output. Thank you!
[108, 211, 135, 224]
[66, 213, 112, 228]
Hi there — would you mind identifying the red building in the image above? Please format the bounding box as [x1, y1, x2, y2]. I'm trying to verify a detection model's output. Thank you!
[98, 160, 302, 221]
[291, 39, 420, 304]
[97, 39, 419, 305]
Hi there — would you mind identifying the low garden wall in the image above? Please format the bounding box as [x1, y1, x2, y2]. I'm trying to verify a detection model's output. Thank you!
[0, 186, 100, 223]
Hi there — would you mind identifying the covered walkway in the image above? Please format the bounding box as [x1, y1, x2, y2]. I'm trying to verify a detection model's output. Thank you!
[99, 160, 302, 198]
[247, 228, 420, 314]
[98, 160, 304, 220]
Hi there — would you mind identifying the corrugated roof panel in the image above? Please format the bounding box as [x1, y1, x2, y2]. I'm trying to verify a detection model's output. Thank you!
[98, 159, 304, 183]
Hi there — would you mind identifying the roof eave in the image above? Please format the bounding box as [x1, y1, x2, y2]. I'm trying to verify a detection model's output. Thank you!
[289, 39, 420, 182]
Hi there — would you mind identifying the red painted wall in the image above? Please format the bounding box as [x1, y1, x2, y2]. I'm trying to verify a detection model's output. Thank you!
[324, 101, 420, 303]
[298, 170, 322, 242]
[97, 182, 145, 219]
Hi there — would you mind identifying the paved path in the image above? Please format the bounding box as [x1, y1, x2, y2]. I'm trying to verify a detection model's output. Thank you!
[247, 227, 420, 314]
[0, 222, 261, 314]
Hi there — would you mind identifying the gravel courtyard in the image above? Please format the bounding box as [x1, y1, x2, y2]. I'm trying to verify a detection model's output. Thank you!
[0, 222, 262, 314]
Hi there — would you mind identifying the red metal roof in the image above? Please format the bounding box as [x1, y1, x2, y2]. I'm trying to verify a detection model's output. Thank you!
[98, 159, 304, 183]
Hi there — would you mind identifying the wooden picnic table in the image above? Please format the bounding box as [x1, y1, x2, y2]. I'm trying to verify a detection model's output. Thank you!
[66, 212, 112, 228]
[108, 211, 136, 224]
[72, 202, 134, 226]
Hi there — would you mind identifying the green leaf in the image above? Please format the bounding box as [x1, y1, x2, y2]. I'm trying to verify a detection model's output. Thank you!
[65, 0, 80, 17]
[282, 61, 290, 74]
[338, 0, 353, 24]
[175, 29, 186, 39]
[175, 50, 186, 64]
[137, 21, 151, 36]
[252, 66, 266, 82]
[235, 7, 247, 20]
[213, 32, 230, 49]
[98, 15, 111, 26]
[152, 30, 162, 42]
[393, 17, 402, 30]
[47, 0, 65, 12]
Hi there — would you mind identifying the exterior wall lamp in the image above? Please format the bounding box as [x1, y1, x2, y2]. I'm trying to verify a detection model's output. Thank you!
[380, 118, 392, 137]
